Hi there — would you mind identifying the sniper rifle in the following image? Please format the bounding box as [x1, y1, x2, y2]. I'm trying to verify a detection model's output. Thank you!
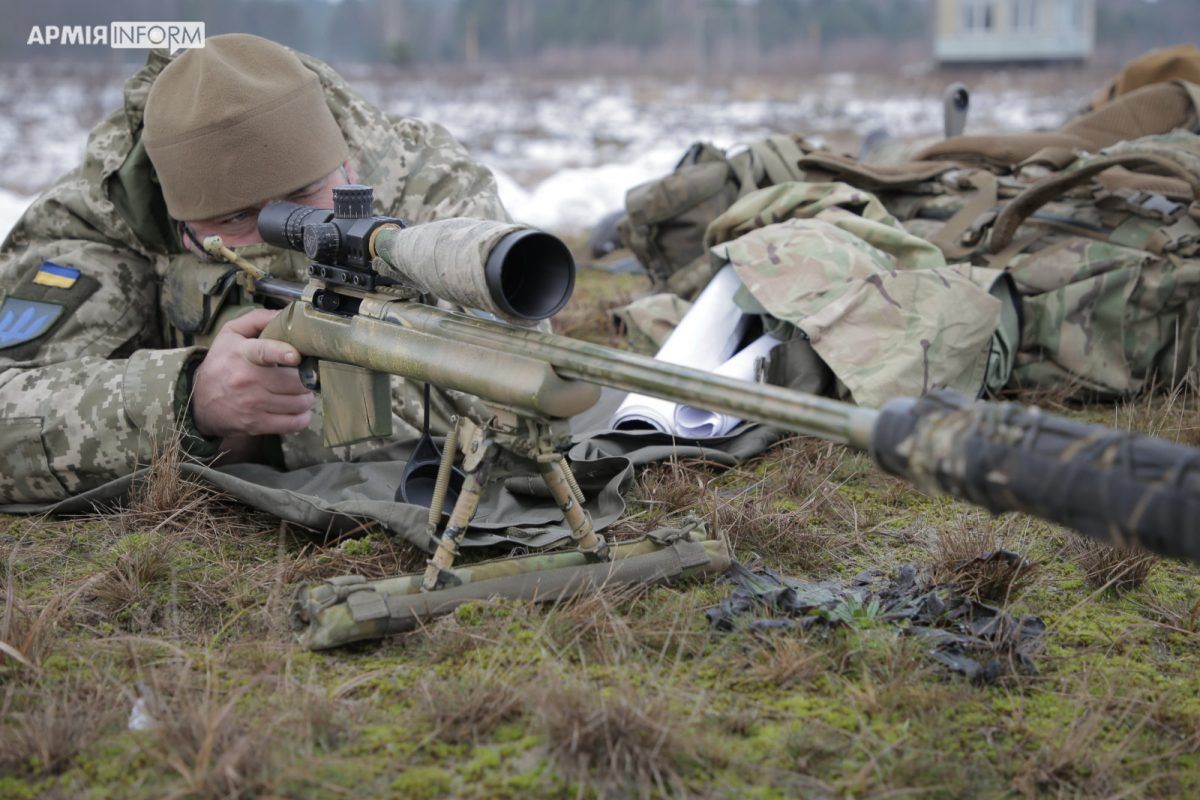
[203, 184, 1200, 648]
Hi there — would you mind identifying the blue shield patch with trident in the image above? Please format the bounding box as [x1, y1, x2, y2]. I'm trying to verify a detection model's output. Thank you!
[0, 297, 64, 349]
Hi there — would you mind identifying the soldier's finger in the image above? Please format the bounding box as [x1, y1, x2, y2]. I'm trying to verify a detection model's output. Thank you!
[256, 390, 316, 416]
[256, 410, 314, 435]
[239, 337, 301, 368]
[221, 308, 279, 338]
[259, 367, 311, 395]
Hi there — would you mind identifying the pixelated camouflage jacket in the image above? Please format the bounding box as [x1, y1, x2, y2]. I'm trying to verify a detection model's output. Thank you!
[0, 48, 509, 505]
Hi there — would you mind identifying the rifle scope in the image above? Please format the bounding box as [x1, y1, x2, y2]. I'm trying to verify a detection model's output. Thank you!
[258, 186, 575, 322]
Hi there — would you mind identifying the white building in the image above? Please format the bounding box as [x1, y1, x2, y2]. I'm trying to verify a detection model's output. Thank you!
[935, 0, 1095, 65]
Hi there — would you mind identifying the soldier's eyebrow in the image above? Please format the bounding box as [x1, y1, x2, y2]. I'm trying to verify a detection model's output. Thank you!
[288, 174, 334, 200]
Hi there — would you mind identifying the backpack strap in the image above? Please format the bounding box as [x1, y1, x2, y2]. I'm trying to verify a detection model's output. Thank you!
[741, 134, 808, 190]
[1019, 146, 1080, 172]
[928, 170, 999, 259]
[917, 132, 1086, 167]
[989, 151, 1200, 252]
[795, 151, 955, 190]
[1060, 81, 1198, 150]
[918, 83, 1199, 169]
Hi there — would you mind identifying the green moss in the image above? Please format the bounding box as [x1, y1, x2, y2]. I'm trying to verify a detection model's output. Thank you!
[0, 777, 46, 800]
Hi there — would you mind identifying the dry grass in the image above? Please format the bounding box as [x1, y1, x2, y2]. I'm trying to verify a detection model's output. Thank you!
[625, 458, 719, 531]
[929, 514, 1039, 603]
[550, 267, 651, 348]
[737, 633, 826, 689]
[408, 605, 518, 664]
[0, 675, 119, 776]
[771, 438, 855, 503]
[274, 530, 427, 584]
[86, 533, 173, 630]
[1, 587, 70, 675]
[533, 672, 702, 798]
[1010, 687, 1171, 799]
[626, 443, 857, 574]
[115, 428, 268, 541]
[536, 583, 645, 664]
[412, 666, 526, 744]
[138, 667, 277, 799]
[1110, 383, 1200, 446]
[718, 505, 852, 574]
[1136, 594, 1200, 637]
[1065, 536, 1158, 592]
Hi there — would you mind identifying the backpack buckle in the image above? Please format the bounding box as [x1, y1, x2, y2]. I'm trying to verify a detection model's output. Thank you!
[1126, 191, 1186, 223]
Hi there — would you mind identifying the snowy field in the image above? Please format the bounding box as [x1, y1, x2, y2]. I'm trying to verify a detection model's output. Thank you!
[0, 64, 1096, 238]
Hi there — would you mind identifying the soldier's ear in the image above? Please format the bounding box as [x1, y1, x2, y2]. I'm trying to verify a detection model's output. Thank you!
[341, 162, 357, 184]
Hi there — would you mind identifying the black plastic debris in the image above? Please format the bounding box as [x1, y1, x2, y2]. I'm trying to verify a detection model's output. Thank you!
[708, 559, 1045, 683]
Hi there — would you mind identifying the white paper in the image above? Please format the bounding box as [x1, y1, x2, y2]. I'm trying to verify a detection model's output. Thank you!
[674, 334, 783, 438]
[611, 265, 749, 433]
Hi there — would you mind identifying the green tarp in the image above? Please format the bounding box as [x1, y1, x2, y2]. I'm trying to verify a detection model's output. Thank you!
[3, 389, 781, 552]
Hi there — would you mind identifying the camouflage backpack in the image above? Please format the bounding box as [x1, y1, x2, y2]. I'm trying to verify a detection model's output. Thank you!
[617, 134, 813, 295]
[619, 80, 1200, 402]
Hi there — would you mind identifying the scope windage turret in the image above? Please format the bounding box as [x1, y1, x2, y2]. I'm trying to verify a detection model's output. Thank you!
[259, 185, 574, 322]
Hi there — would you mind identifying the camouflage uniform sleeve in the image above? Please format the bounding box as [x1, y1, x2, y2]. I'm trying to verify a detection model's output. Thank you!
[0, 183, 218, 504]
[383, 118, 511, 225]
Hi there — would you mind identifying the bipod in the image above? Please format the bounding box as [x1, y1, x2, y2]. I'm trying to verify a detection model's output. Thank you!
[420, 411, 610, 593]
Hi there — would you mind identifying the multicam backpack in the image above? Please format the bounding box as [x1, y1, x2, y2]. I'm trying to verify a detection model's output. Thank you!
[619, 79, 1200, 403]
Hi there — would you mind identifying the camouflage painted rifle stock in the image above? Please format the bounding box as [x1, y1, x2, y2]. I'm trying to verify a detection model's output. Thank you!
[221, 185, 1200, 583]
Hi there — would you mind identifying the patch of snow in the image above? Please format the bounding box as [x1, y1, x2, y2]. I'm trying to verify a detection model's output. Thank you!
[492, 145, 681, 231]
[0, 189, 32, 240]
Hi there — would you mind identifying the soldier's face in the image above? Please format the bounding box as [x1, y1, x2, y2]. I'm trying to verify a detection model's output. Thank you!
[183, 163, 356, 251]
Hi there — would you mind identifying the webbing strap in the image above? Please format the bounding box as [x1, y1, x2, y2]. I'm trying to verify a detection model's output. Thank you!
[347, 589, 389, 623]
[928, 170, 999, 259]
[1145, 217, 1200, 255]
[1098, 166, 1195, 202]
[728, 149, 759, 196]
[917, 132, 1086, 166]
[1061, 82, 1195, 151]
[796, 151, 955, 190]
[1019, 146, 1079, 172]
[1177, 80, 1200, 129]
[984, 228, 1047, 270]
[768, 134, 808, 174]
[752, 142, 795, 187]
[742, 135, 808, 191]
[990, 152, 1200, 252]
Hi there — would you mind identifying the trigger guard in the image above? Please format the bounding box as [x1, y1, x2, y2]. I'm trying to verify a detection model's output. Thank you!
[298, 357, 320, 391]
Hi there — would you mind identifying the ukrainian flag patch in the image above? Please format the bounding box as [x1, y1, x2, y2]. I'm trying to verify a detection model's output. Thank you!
[33, 261, 81, 289]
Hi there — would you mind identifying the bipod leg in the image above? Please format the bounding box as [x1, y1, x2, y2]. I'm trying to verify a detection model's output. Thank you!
[424, 415, 460, 541]
[422, 427, 493, 592]
[537, 453, 610, 561]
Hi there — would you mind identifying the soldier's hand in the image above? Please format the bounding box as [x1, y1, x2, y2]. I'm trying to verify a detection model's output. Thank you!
[192, 308, 315, 438]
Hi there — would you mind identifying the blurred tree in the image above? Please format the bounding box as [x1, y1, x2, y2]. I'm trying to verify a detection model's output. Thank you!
[0, 0, 1192, 70]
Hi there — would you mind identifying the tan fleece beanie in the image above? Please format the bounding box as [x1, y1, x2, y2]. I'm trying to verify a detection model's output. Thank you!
[143, 33, 349, 221]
